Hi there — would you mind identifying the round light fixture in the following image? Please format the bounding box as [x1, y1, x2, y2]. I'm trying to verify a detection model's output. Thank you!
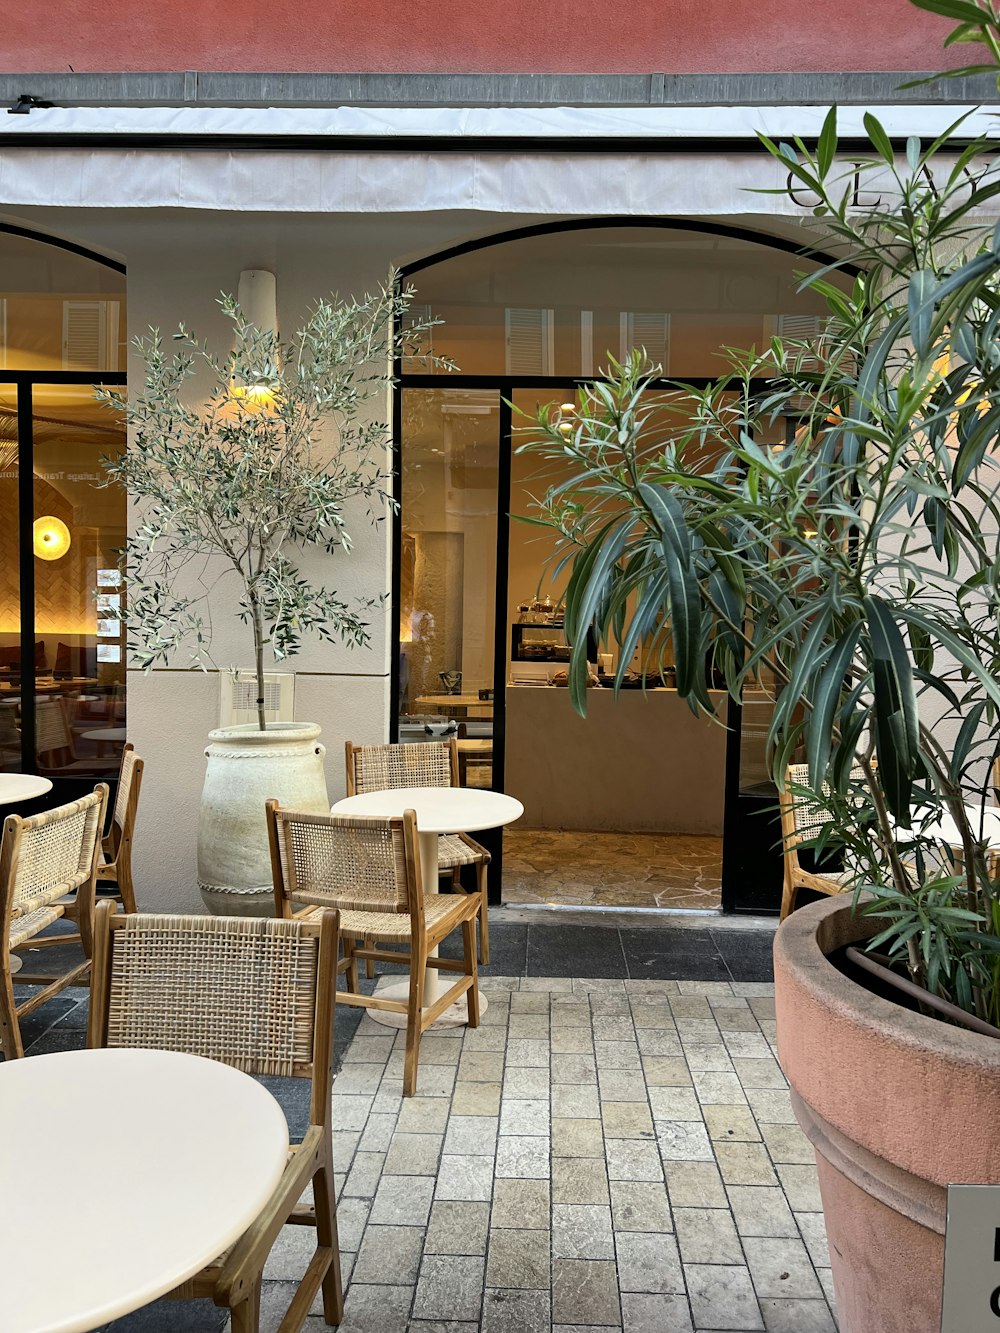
[33, 516, 71, 561]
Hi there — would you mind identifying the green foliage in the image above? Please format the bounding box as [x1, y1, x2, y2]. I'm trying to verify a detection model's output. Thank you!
[518, 114, 1000, 1026]
[100, 278, 448, 729]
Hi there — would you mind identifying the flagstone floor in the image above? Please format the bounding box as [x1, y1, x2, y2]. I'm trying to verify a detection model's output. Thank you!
[17, 920, 836, 1332]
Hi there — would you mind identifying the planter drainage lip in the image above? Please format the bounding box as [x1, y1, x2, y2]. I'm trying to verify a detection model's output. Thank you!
[774, 895, 1000, 1067]
[207, 721, 323, 745]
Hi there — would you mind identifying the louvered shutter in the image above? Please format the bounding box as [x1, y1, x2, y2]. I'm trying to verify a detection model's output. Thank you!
[62, 300, 117, 369]
[505, 308, 554, 375]
[776, 315, 831, 412]
[620, 312, 670, 373]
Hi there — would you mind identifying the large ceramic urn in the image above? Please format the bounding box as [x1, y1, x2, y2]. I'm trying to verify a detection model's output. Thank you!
[775, 896, 1000, 1333]
[197, 722, 329, 915]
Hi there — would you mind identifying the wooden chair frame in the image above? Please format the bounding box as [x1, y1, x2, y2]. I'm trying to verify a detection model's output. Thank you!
[344, 738, 490, 968]
[779, 763, 860, 920]
[1, 784, 108, 1059]
[98, 742, 144, 913]
[267, 801, 481, 1097]
[87, 901, 344, 1332]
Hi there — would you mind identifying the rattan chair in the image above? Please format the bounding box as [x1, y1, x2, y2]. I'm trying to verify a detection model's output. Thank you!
[36, 695, 118, 775]
[97, 742, 144, 913]
[344, 739, 490, 966]
[779, 762, 867, 920]
[87, 902, 344, 1332]
[267, 801, 481, 1097]
[1, 784, 108, 1058]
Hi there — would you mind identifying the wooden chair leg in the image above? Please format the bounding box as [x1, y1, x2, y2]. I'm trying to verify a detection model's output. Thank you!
[116, 863, 137, 915]
[462, 916, 481, 1029]
[403, 958, 425, 1097]
[313, 1144, 344, 1325]
[228, 1273, 262, 1333]
[343, 936, 360, 994]
[779, 866, 798, 921]
[364, 935, 375, 981]
[0, 956, 23, 1059]
[475, 861, 489, 966]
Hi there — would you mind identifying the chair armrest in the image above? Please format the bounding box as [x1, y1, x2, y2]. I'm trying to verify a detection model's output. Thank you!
[215, 1125, 324, 1303]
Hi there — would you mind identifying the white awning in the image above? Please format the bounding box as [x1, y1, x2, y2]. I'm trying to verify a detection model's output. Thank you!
[0, 104, 994, 214]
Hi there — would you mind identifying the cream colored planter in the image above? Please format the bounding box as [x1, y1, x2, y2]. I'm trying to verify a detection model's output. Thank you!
[197, 722, 329, 915]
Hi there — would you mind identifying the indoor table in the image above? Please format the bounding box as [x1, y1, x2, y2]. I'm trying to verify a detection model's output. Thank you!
[0, 1047, 289, 1333]
[0, 772, 52, 804]
[331, 785, 523, 1026]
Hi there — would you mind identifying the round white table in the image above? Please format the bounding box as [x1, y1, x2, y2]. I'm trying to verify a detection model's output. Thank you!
[0, 1047, 290, 1333]
[895, 801, 1000, 852]
[331, 786, 523, 1027]
[0, 772, 52, 804]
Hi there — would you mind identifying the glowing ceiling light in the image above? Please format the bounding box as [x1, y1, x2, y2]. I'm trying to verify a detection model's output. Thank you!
[33, 516, 71, 561]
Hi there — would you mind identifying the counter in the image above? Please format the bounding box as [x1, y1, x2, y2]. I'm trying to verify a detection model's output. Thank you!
[504, 685, 729, 834]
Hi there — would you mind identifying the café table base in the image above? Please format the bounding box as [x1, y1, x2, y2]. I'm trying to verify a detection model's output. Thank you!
[367, 979, 489, 1029]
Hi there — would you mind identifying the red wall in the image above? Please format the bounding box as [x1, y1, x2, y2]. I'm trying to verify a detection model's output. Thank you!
[4, 0, 957, 75]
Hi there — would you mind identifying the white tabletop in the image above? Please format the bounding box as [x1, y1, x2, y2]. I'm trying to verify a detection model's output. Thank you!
[80, 727, 127, 743]
[899, 801, 1000, 852]
[0, 1048, 289, 1333]
[0, 772, 52, 804]
[333, 785, 523, 834]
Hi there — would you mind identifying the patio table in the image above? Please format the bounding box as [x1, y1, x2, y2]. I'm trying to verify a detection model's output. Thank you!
[0, 772, 52, 804]
[0, 1047, 289, 1333]
[894, 801, 1000, 853]
[331, 785, 522, 1027]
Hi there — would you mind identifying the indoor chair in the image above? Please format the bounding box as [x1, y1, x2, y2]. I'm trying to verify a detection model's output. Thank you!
[1, 784, 108, 1058]
[267, 801, 481, 1096]
[97, 742, 145, 913]
[344, 738, 490, 967]
[87, 902, 344, 1332]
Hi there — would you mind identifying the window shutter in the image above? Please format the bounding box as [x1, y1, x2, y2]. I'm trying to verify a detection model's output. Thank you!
[505, 308, 554, 375]
[62, 300, 114, 369]
[620, 312, 670, 373]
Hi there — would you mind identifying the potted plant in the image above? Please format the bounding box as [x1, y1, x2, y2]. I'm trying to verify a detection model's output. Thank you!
[517, 35, 1000, 1331]
[101, 279, 445, 913]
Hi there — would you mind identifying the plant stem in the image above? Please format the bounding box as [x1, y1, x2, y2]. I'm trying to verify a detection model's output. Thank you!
[249, 590, 266, 732]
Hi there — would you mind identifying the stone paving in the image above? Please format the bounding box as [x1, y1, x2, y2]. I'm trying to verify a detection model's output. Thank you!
[306, 973, 835, 1333]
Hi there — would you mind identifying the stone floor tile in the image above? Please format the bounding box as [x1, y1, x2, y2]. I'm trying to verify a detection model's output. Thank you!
[794, 1213, 831, 1268]
[481, 1287, 552, 1332]
[358, 1113, 397, 1154]
[553, 1156, 611, 1205]
[342, 1035, 396, 1065]
[759, 1123, 812, 1165]
[598, 1070, 648, 1103]
[648, 1087, 703, 1122]
[704, 1105, 761, 1143]
[602, 1101, 655, 1139]
[595, 1041, 643, 1071]
[332, 1131, 361, 1175]
[343, 1151, 386, 1198]
[334, 1283, 414, 1333]
[420, 1036, 464, 1065]
[443, 1114, 498, 1157]
[481, 976, 519, 996]
[642, 1057, 693, 1087]
[742, 1236, 823, 1299]
[413, 1254, 486, 1322]
[675, 1206, 745, 1264]
[463, 1025, 508, 1052]
[817, 1267, 837, 1308]
[552, 1258, 622, 1326]
[553, 1052, 598, 1084]
[503, 1066, 551, 1099]
[663, 1161, 729, 1209]
[411, 1065, 458, 1098]
[731, 1058, 786, 1090]
[625, 979, 681, 995]
[423, 1200, 490, 1256]
[669, 996, 714, 1019]
[553, 1116, 606, 1158]
[552, 1203, 615, 1259]
[743, 1087, 795, 1125]
[505, 1038, 550, 1069]
[331, 1094, 375, 1131]
[486, 1227, 551, 1288]
[551, 1002, 595, 1028]
[681, 1044, 734, 1075]
[714, 1143, 780, 1187]
[521, 976, 574, 992]
[610, 1180, 673, 1233]
[334, 1196, 371, 1251]
[759, 1297, 837, 1332]
[678, 981, 734, 997]
[510, 991, 551, 1012]
[721, 1032, 773, 1059]
[577, 977, 627, 995]
[727, 1186, 798, 1239]
[692, 1072, 747, 1105]
[552, 1083, 602, 1118]
[606, 1138, 665, 1181]
[368, 1174, 435, 1226]
[685, 1263, 764, 1331]
[351, 1224, 424, 1285]
[621, 1291, 694, 1332]
[747, 997, 776, 1020]
[774, 1164, 823, 1212]
[553, 1027, 596, 1053]
[499, 1097, 550, 1136]
[491, 1176, 550, 1229]
[617, 1231, 685, 1294]
[593, 1016, 636, 1041]
[636, 1029, 684, 1057]
[408, 1323, 479, 1332]
[509, 1012, 551, 1040]
[435, 1152, 495, 1201]
[730, 983, 775, 998]
[333, 1064, 385, 1095]
[382, 1133, 443, 1177]
[451, 1080, 502, 1117]
[495, 1134, 550, 1178]
[458, 1050, 505, 1082]
[714, 1010, 762, 1033]
[656, 1120, 714, 1163]
[675, 1019, 723, 1041]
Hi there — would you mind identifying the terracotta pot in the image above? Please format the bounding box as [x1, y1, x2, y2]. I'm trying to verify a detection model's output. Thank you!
[197, 722, 329, 915]
[774, 896, 1000, 1333]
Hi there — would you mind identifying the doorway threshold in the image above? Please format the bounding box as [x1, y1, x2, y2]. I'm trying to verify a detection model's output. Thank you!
[495, 903, 777, 932]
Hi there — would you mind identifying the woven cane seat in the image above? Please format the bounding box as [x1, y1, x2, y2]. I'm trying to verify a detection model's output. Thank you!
[8, 902, 65, 949]
[316, 893, 476, 943]
[437, 833, 489, 870]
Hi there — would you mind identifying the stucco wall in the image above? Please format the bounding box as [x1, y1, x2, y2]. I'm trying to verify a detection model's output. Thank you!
[3, 0, 956, 76]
